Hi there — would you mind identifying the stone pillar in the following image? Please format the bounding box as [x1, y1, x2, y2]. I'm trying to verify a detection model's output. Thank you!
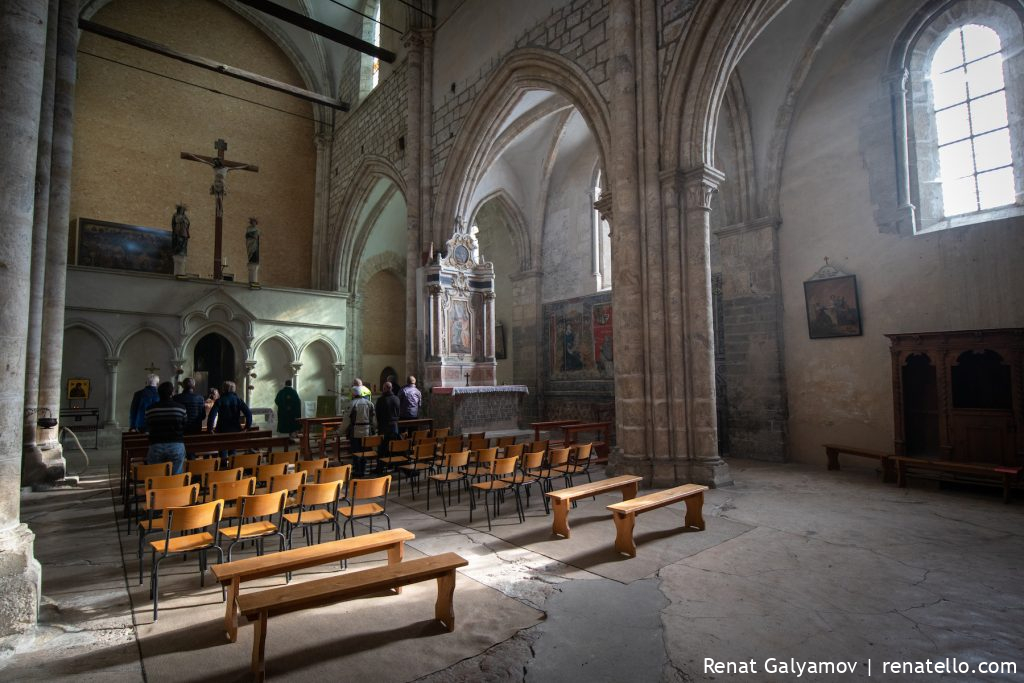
[243, 360, 257, 403]
[22, 0, 60, 486]
[606, 0, 650, 479]
[333, 362, 345, 395]
[104, 357, 120, 428]
[0, 0, 49, 636]
[311, 128, 333, 289]
[885, 69, 916, 233]
[682, 166, 732, 486]
[483, 292, 496, 359]
[288, 363, 302, 393]
[36, 0, 78, 477]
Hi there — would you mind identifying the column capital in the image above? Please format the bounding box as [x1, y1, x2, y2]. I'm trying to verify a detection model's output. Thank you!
[243, 360, 257, 370]
[593, 191, 613, 223]
[104, 357, 120, 370]
[288, 362, 302, 375]
[333, 362, 346, 372]
[883, 68, 910, 91]
[314, 130, 333, 151]
[403, 28, 433, 50]
[681, 164, 727, 211]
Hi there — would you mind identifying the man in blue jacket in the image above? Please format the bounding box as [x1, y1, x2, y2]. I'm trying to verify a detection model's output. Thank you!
[128, 374, 160, 432]
[207, 380, 253, 433]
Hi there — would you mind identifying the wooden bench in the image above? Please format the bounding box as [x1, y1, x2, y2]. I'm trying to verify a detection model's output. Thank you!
[894, 456, 1022, 503]
[530, 419, 581, 443]
[824, 443, 896, 483]
[606, 484, 709, 557]
[211, 527, 415, 642]
[297, 416, 346, 458]
[236, 552, 468, 682]
[546, 475, 643, 539]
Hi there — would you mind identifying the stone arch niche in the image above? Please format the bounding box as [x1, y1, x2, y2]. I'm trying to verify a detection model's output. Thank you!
[193, 332, 237, 398]
[251, 336, 293, 412]
[299, 340, 335, 409]
[61, 326, 108, 419]
[362, 268, 405, 389]
[116, 329, 175, 426]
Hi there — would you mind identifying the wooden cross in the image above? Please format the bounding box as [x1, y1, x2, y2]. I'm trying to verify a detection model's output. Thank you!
[145, 361, 160, 374]
[180, 139, 259, 280]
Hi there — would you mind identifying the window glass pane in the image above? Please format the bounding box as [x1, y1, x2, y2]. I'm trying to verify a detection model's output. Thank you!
[965, 54, 1004, 97]
[935, 103, 971, 144]
[931, 29, 964, 75]
[977, 167, 1015, 209]
[938, 139, 975, 179]
[969, 91, 1008, 135]
[961, 24, 1001, 61]
[973, 129, 1012, 171]
[932, 69, 967, 109]
[942, 175, 978, 216]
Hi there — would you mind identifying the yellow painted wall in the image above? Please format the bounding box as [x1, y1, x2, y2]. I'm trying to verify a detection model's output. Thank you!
[72, 0, 316, 288]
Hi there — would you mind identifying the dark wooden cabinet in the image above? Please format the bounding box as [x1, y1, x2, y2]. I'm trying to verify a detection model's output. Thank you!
[887, 329, 1023, 466]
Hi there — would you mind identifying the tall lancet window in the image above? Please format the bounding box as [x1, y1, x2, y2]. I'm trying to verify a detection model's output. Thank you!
[931, 24, 1015, 215]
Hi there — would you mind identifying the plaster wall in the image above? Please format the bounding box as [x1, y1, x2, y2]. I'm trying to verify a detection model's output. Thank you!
[251, 337, 292, 413]
[778, 0, 1024, 465]
[60, 327, 108, 416]
[71, 0, 316, 289]
[474, 202, 519, 386]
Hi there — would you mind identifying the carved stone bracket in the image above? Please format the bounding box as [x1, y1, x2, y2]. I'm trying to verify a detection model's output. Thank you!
[682, 165, 727, 212]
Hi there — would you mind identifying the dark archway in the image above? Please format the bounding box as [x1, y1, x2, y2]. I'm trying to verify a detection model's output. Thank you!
[379, 366, 398, 393]
[194, 333, 236, 397]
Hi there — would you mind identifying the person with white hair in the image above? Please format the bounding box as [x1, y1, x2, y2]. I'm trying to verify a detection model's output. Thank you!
[128, 374, 160, 432]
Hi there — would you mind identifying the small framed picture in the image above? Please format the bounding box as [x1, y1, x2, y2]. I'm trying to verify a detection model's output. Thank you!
[67, 378, 91, 401]
[804, 274, 862, 339]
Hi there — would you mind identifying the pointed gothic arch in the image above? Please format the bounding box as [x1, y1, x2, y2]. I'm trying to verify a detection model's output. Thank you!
[468, 189, 532, 272]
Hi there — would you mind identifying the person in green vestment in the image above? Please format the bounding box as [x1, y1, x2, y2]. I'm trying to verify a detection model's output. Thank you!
[274, 379, 302, 437]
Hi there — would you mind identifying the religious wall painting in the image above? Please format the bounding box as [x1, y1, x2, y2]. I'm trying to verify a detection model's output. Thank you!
[448, 299, 473, 355]
[67, 378, 90, 401]
[73, 218, 173, 274]
[592, 303, 614, 374]
[803, 265, 862, 339]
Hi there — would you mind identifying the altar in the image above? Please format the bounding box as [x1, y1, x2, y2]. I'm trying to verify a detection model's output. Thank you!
[429, 385, 529, 433]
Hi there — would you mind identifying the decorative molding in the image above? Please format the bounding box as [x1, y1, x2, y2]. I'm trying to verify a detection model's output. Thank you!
[712, 215, 780, 238]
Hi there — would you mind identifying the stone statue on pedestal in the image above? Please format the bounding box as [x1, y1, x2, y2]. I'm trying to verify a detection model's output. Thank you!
[245, 217, 260, 285]
[171, 204, 190, 276]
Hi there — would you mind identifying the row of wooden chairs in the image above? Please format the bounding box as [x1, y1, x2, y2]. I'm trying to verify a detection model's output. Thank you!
[136, 468, 394, 619]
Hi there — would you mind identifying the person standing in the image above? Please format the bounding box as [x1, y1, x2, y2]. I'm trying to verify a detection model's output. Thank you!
[173, 377, 206, 435]
[375, 381, 401, 471]
[398, 375, 422, 420]
[144, 382, 187, 475]
[207, 380, 253, 434]
[346, 385, 376, 477]
[274, 379, 302, 438]
[129, 374, 160, 432]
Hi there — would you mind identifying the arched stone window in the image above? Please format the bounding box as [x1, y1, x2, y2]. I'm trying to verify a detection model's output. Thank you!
[894, 0, 1024, 233]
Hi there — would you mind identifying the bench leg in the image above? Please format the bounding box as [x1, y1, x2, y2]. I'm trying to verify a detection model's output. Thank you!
[225, 578, 239, 642]
[435, 570, 457, 631]
[882, 457, 896, 484]
[622, 481, 638, 501]
[251, 610, 268, 682]
[684, 492, 706, 531]
[611, 511, 637, 557]
[388, 542, 405, 594]
[826, 447, 839, 471]
[550, 497, 571, 538]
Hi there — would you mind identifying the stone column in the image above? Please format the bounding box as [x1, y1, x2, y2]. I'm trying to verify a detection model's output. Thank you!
[288, 363, 302, 393]
[0, 0, 50, 637]
[243, 360, 257, 404]
[36, 0, 78, 475]
[483, 292, 496, 359]
[104, 358, 120, 428]
[885, 69, 916, 233]
[606, 0, 650, 479]
[333, 362, 345, 395]
[22, 0, 60, 485]
[682, 166, 731, 486]
[310, 128, 333, 289]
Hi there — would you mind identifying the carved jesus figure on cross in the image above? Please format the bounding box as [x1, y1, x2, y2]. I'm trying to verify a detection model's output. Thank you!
[180, 139, 259, 280]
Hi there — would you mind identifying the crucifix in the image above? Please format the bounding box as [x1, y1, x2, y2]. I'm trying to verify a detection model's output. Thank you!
[144, 361, 160, 374]
[180, 139, 259, 280]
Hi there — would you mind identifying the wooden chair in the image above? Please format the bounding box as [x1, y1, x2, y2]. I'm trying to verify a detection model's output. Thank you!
[495, 436, 516, 448]
[350, 434, 383, 476]
[269, 471, 307, 509]
[543, 448, 572, 493]
[427, 451, 470, 516]
[284, 482, 343, 548]
[144, 472, 192, 491]
[148, 499, 225, 620]
[466, 447, 497, 485]
[316, 464, 352, 485]
[255, 463, 287, 490]
[465, 432, 486, 445]
[411, 429, 431, 442]
[126, 462, 172, 532]
[212, 477, 257, 522]
[339, 476, 392, 537]
[222, 489, 288, 561]
[185, 458, 218, 481]
[502, 442, 526, 461]
[137, 483, 200, 584]
[513, 450, 548, 514]
[528, 440, 549, 454]
[431, 427, 450, 440]
[468, 437, 490, 451]
[553, 443, 595, 487]
[228, 452, 261, 475]
[202, 467, 244, 501]
[440, 435, 463, 455]
[470, 456, 522, 530]
[380, 439, 412, 476]
[269, 450, 300, 466]
[297, 458, 329, 479]
[396, 443, 437, 499]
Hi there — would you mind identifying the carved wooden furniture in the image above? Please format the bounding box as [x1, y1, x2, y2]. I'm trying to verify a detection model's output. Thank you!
[824, 443, 896, 482]
[211, 527, 415, 643]
[606, 484, 708, 557]
[888, 329, 1023, 466]
[236, 552, 467, 681]
[546, 474, 643, 539]
[894, 457, 1022, 503]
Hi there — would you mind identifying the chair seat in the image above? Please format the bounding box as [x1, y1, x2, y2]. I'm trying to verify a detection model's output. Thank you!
[380, 456, 409, 465]
[283, 509, 335, 525]
[509, 473, 538, 485]
[472, 480, 514, 492]
[465, 466, 491, 477]
[340, 502, 384, 518]
[399, 462, 433, 473]
[149, 532, 216, 553]
[223, 520, 278, 539]
[430, 473, 465, 482]
[552, 464, 587, 475]
[137, 516, 167, 532]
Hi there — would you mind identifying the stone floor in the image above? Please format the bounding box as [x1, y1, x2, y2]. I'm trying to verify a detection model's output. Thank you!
[1, 448, 1022, 682]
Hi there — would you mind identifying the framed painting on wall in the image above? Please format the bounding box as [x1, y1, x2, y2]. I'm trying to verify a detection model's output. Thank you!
[803, 273, 862, 339]
[73, 217, 173, 275]
[494, 323, 507, 359]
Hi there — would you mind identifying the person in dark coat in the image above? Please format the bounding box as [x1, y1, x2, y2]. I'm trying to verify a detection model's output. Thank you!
[129, 374, 160, 432]
[172, 377, 206, 435]
[274, 379, 302, 437]
[207, 380, 253, 433]
[375, 382, 401, 472]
